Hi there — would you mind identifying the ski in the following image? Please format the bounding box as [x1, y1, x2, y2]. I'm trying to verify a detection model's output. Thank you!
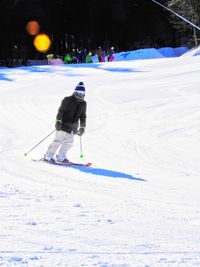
[51, 161, 92, 167]
[32, 158, 92, 167]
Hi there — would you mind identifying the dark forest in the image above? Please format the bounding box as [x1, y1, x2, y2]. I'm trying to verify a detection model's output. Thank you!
[0, 0, 183, 65]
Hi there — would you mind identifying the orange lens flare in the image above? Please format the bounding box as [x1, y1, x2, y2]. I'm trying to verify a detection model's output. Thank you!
[33, 34, 51, 53]
[26, 21, 40, 36]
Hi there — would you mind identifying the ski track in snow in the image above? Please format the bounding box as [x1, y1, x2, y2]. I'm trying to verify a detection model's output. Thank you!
[0, 56, 200, 266]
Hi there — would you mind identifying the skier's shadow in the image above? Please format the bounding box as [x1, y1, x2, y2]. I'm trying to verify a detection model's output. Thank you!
[70, 165, 146, 182]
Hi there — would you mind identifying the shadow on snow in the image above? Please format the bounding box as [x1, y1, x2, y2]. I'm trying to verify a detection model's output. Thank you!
[62, 164, 145, 182]
[0, 73, 13, 81]
[19, 64, 141, 74]
[0, 63, 143, 81]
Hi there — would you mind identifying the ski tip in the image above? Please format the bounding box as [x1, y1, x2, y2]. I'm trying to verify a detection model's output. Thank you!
[69, 162, 92, 167]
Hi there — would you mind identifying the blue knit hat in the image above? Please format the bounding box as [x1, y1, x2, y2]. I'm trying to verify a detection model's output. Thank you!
[74, 82, 85, 100]
[74, 82, 85, 93]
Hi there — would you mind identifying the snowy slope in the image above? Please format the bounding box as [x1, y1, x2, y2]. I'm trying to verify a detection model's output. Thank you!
[0, 54, 200, 266]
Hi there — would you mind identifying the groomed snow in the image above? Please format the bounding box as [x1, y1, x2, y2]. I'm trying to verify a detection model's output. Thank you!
[0, 47, 200, 266]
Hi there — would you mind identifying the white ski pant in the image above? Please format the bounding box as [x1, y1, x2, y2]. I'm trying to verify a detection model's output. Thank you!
[45, 130, 74, 160]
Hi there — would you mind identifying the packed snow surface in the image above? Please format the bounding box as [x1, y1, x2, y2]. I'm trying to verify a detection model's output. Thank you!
[0, 46, 200, 266]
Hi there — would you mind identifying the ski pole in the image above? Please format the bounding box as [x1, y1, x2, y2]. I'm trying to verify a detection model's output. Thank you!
[24, 129, 56, 157]
[79, 136, 84, 158]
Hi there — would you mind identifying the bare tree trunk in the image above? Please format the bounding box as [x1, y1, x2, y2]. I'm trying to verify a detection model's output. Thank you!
[193, 27, 198, 46]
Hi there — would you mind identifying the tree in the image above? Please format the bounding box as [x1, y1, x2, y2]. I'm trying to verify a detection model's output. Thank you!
[166, 0, 200, 46]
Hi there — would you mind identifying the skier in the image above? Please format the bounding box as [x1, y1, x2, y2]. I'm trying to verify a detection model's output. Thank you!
[107, 47, 115, 62]
[64, 53, 72, 64]
[44, 82, 87, 163]
[46, 53, 54, 64]
[86, 52, 93, 63]
[97, 46, 103, 62]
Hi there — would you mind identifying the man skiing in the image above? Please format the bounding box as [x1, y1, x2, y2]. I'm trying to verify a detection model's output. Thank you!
[44, 82, 87, 163]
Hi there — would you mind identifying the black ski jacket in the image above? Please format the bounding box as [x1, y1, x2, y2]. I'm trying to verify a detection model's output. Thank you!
[56, 94, 87, 133]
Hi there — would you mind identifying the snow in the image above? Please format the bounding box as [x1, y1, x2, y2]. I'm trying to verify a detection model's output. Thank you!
[181, 44, 200, 57]
[0, 46, 200, 266]
[92, 46, 189, 63]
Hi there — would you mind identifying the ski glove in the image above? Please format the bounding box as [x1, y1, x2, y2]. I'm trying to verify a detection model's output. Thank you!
[55, 120, 62, 131]
[77, 127, 85, 136]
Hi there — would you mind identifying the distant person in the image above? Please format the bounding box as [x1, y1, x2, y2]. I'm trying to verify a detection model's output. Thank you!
[76, 48, 87, 63]
[46, 54, 54, 64]
[107, 47, 115, 62]
[80, 49, 87, 63]
[70, 51, 78, 64]
[97, 46, 103, 62]
[64, 53, 72, 64]
[101, 50, 106, 62]
[86, 52, 93, 63]
[76, 49, 82, 63]
[44, 82, 87, 163]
